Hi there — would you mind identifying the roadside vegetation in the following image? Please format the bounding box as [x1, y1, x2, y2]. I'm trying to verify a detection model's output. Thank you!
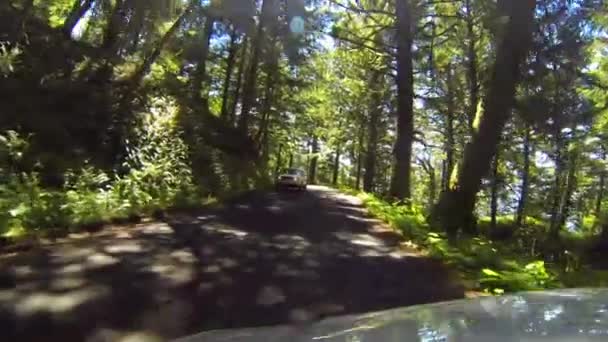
[348, 190, 608, 294]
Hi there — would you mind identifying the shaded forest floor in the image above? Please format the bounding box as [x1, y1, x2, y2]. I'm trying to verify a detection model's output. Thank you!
[0, 186, 464, 341]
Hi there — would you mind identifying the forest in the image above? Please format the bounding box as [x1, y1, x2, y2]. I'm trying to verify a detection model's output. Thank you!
[1, 0, 608, 295]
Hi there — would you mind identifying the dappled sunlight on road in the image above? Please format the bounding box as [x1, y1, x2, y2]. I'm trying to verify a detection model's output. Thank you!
[1, 187, 463, 340]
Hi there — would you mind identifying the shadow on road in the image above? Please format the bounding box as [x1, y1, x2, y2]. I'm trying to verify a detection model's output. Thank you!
[0, 186, 463, 341]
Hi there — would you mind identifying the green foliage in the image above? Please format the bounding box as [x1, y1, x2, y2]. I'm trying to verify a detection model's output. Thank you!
[480, 261, 558, 293]
[352, 189, 563, 294]
[0, 108, 202, 240]
[0, 42, 20, 76]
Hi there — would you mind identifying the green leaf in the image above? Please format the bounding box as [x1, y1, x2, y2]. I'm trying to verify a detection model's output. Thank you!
[482, 268, 501, 277]
[9, 203, 28, 217]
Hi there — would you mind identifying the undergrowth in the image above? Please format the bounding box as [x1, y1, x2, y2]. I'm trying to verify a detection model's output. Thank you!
[0, 108, 207, 242]
[351, 191, 562, 294]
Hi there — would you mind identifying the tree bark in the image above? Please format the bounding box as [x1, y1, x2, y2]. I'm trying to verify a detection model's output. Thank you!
[515, 125, 531, 227]
[355, 117, 365, 190]
[192, 15, 215, 101]
[443, 64, 456, 192]
[363, 71, 382, 193]
[102, 0, 128, 52]
[596, 171, 605, 219]
[332, 144, 341, 186]
[550, 150, 578, 240]
[309, 136, 319, 185]
[238, 0, 276, 132]
[433, 0, 536, 237]
[220, 29, 239, 120]
[549, 133, 565, 233]
[63, 0, 95, 37]
[230, 38, 249, 124]
[275, 144, 283, 178]
[490, 150, 500, 230]
[464, 0, 479, 133]
[132, 4, 195, 84]
[389, 0, 414, 201]
[594, 147, 607, 230]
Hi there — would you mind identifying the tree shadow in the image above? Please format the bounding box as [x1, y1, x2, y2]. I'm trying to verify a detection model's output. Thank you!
[0, 188, 464, 340]
[165, 188, 465, 333]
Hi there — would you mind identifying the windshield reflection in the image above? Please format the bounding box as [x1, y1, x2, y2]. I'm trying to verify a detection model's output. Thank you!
[308, 289, 608, 342]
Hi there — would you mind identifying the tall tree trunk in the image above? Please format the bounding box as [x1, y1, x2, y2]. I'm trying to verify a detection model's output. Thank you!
[515, 125, 531, 227]
[192, 16, 215, 101]
[594, 146, 607, 230]
[465, 0, 479, 133]
[288, 153, 294, 168]
[551, 151, 578, 240]
[220, 30, 239, 120]
[132, 4, 195, 83]
[420, 159, 436, 209]
[549, 133, 565, 233]
[255, 38, 280, 147]
[428, 165, 437, 209]
[275, 144, 283, 178]
[230, 38, 249, 124]
[596, 172, 606, 219]
[102, 0, 128, 52]
[389, 0, 414, 201]
[309, 136, 319, 185]
[238, 0, 277, 132]
[443, 64, 456, 192]
[433, 0, 536, 237]
[332, 144, 341, 186]
[490, 150, 500, 230]
[363, 71, 382, 193]
[63, 0, 95, 37]
[355, 118, 365, 190]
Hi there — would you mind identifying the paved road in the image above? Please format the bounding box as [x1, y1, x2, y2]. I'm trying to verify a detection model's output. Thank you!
[0, 186, 463, 341]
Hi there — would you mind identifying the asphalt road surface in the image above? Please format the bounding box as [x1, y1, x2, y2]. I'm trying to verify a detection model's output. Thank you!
[0, 186, 464, 341]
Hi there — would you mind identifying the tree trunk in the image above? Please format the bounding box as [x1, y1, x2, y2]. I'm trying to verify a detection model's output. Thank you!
[433, 0, 536, 237]
[132, 4, 195, 84]
[63, 0, 95, 37]
[309, 136, 319, 185]
[102, 0, 128, 52]
[288, 153, 294, 168]
[332, 144, 341, 186]
[596, 172, 605, 219]
[255, 37, 280, 146]
[490, 150, 500, 230]
[515, 125, 531, 227]
[363, 71, 382, 193]
[220, 30, 239, 120]
[465, 0, 479, 133]
[428, 164, 436, 209]
[549, 133, 565, 233]
[238, 0, 276, 132]
[230, 38, 249, 124]
[355, 118, 365, 190]
[192, 16, 215, 101]
[551, 151, 578, 240]
[594, 147, 607, 230]
[389, 0, 414, 201]
[275, 144, 283, 178]
[443, 64, 456, 192]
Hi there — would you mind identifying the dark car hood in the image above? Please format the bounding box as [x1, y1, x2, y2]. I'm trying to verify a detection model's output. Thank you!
[177, 289, 608, 341]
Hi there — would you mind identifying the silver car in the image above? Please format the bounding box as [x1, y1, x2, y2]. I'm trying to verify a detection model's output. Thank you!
[276, 168, 307, 191]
